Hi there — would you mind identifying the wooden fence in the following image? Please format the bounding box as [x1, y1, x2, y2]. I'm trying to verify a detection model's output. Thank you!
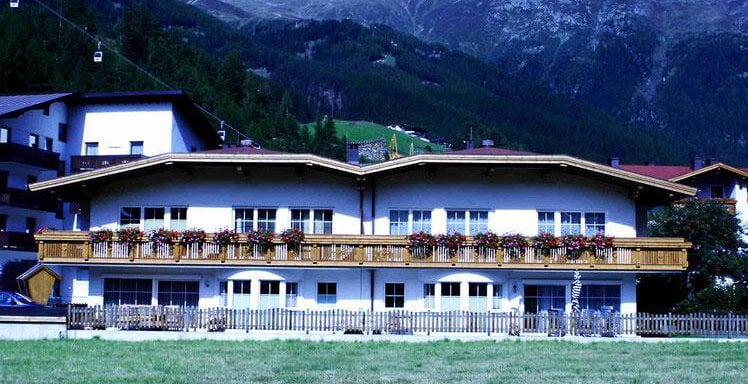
[66, 306, 748, 337]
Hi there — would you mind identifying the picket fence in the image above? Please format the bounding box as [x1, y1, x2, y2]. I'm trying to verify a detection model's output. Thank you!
[66, 306, 748, 337]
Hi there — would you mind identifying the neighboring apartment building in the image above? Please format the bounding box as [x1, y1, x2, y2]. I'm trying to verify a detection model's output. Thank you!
[31, 147, 695, 314]
[0, 91, 218, 264]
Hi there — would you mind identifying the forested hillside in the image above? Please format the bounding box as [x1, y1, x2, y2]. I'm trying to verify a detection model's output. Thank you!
[0, 1, 709, 164]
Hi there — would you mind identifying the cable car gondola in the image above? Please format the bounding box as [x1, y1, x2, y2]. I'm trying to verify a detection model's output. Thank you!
[10, 0, 20, 8]
[93, 41, 103, 63]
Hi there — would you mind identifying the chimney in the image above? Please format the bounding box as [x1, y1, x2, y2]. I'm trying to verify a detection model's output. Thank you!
[692, 156, 703, 170]
[481, 139, 494, 148]
[609, 157, 620, 168]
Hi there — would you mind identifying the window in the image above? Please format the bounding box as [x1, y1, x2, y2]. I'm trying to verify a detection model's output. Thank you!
[317, 282, 337, 305]
[0, 171, 7, 190]
[28, 134, 39, 148]
[580, 285, 621, 312]
[26, 175, 37, 188]
[104, 278, 152, 306]
[385, 283, 405, 308]
[219, 281, 228, 306]
[130, 141, 144, 156]
[290, 209, 310, 233]
[538, 211, 555, 234]
[119, 207, 141, 229]
[25, 217, 36, 234]
[441, 282, 461, 311]
[423, 283, 435, 309]
[144, 208, 165, 231]
[447, 210, 488, 235]
[292, 209, 332, 234]
[468, 283, 488, 311]
[257, 209, 276, 231]
[0, 214, 7, 232]
[584, 212, 606, 235]
[524, 285, 565, 314]
[468, 210, 489, 235]
[389, 210, 409, 235]
[0, 127, 9, 143]
[58, 123, 67, 142]
[232, 280, 251, 309]
[286, 282, 298, 308]
[45, 137, 53, 151]
[170, 207, 187, 231]
[711, 185, 724, 199]
[158, 280, 199, 307]
[446, 210, 466, 233]
[492, 284, 502, 310]
[412, 210, 431, 233]
[259, 281, 280, 309]
[560, 212, 581, 235]
[234, 208, 254, 232]
[84, 142, 98, 156]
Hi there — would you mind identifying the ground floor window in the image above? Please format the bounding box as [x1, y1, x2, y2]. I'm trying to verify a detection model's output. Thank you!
[317, 282, 337, 305]
[524, 285, 565, 313]
[580, 285, 621, 312]
[468, 283, 488, 312]
[259, 280, 280, 309]
[492, 284, 502, 310]
[423, 283, 435, 309]
[232, 280, 251, 309]
[103, 278, 151, 306]
[384, 283, 405, 308]
[286, 282, 298, 307]
[157, 280, 199, 307]
[441, 282, 461, 311]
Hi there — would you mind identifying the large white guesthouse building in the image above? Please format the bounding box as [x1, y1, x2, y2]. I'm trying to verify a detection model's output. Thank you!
[30, 141, 697, 315]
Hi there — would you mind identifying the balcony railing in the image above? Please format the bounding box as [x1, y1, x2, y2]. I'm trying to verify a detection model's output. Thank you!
[36, 232, 690, 271]
[0, 142, 60, 170]
[70, 155, 145, 173]
[0, 188, 59, 212]
[1, 231, 36, 251]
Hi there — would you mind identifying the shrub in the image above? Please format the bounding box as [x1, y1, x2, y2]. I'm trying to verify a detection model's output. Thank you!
[533, 232, 560, 251]
[562, 234, 587, 255]
[149, 228, 180, 246]
[588, 233, 615, 250]
[248, 230, 275, 247]
[181, 228, 207, 244]
[213, 228, 239, 246]
[117, 227, 145, 248]
[436, 232, 466, 253]
[500, 233, 530, 248]
[473, 231, 501, 249]
[279, 228, 305, 246]
[89, 229, 113, 244]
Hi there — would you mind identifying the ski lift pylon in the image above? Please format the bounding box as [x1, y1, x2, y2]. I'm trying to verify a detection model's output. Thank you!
[93, 41, 103, 63]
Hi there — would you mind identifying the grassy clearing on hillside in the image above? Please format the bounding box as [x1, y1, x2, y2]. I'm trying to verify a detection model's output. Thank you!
[1, 340, 746, 383]
[303, 120, 446, 153]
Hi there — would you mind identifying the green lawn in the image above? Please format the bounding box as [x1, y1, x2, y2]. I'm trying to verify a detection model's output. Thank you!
[302, 120, 446, 153]
[1, 340, 747, 383]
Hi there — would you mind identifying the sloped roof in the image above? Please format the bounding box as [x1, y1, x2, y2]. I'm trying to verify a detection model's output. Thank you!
[200, 147, 281, 155]
[449, 147, 535, 156]
[16, 263, 62, 282]
[619, 165, 693, 180]
[0, 93, 73, 117]
[29, 151, 697, 198]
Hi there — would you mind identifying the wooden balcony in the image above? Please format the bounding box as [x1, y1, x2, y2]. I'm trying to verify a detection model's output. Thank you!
[0, 188, 60, 212]
[35, 232, 689, 271]
[1, 231, 36, 251]
[0, 142, 60, 170]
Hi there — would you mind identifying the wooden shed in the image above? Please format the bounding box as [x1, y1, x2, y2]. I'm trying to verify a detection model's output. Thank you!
[16, 264, 61, 305]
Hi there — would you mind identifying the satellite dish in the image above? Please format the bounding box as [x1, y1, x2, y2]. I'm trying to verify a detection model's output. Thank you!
[93, 41, 103, 63]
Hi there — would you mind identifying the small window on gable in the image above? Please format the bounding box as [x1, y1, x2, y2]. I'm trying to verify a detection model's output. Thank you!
[711, 185, 724, 199]
[58, 123, 68, 142]
[1, 127, 10, 143]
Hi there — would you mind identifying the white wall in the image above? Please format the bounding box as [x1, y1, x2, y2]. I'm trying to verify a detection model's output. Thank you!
[0, 101, 69, 155]
[373, 168, 637, 237]
[171, 108, 205, 153]
[62, 265, 639, 314]
[90, 166, 361, 233]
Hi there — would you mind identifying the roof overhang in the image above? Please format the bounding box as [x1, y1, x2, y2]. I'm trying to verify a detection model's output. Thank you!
[30, 152, 696, 199]
[669, 163, 748, 182]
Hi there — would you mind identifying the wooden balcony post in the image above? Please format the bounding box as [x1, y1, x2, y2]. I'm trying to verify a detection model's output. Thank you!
[356, 244, 365, 262]
[83, 241, 91, 261]
[174, 244, 181, 263]
[220, 247, 226, 263]
[633, 248, 642, 266]
[312, 244, 320, 263]
[129, 245, 135, 262]
[38, 241, 45, 260]
[404, 246, 412, 263]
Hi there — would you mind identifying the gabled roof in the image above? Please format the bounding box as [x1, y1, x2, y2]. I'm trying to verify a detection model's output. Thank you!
[621, 163, 748, 182]
[0, 93, 74, 118]
[669, 163, 748, 182]
[200, 147, 281, 155]
[29, 151, 697, 198]
[16, 263, 62, 282]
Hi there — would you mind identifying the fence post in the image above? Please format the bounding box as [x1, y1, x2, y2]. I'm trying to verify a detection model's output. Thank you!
[728, 312, 732, 339]
[667, 312, 672, 337]
[305, 309, 309, 335]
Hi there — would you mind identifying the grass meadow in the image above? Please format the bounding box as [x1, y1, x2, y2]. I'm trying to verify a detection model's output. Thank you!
[1, 339, 746, 383]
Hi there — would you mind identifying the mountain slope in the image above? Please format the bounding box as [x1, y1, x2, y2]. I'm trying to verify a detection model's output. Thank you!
[198, 0, 748, 165]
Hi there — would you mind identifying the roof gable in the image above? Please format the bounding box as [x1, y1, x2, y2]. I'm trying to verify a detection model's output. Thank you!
[0, 93, 74, 117]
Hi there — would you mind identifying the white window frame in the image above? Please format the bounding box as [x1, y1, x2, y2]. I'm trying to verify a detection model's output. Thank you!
[285, 282, 299, 308]
[446, 209, 489, 235]
[290, 208, 333, 234]
[538, 210, 607, 236]
[316, 281, 337, 306]
[233, 207, 278, 232]
[118, 206, 187, 230]
[388, 209, 433, 235]
[384, 282, 405, 309]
